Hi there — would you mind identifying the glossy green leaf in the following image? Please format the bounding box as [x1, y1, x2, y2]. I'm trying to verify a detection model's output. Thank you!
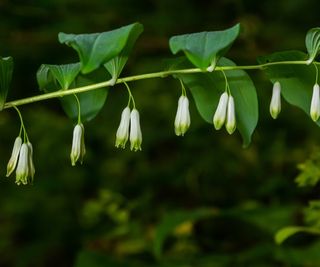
[257, 50, 318, 122]
[306, 27, 320, 64]
[153, 208, 215, 258]
[37, 63, 81, 90]
[174, 57, 258, 147]
[0, 56, 13, 110]
[59, 22, 143, 74]
[169, 23, 240, 70]
[104, 25, 143, 82]
[275, 226, 320, 245]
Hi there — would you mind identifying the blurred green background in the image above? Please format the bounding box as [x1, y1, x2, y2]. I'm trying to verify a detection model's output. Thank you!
[1, 0, 320, 266]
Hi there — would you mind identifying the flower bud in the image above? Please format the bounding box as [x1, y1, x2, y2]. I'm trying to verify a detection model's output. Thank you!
[15, 143, 29, 185]
[115, 107, 131, 149]
[213, 92, 228, 130]
[130, 109, 142, 151]
[310, 84, 320, 122]
[225, 95, 236, 134]
[174, 96, 190, 136]
[70, 123, 86, 166]
[269, 81, 281, 119]
[6, 136, 22, 177]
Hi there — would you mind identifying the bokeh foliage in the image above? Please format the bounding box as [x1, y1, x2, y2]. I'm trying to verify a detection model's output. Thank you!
[1, 0, 320, 266]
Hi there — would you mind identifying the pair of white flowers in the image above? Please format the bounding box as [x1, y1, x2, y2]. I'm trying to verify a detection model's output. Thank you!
[269, 81, 320, 122]
[213, 92, 236, 134]
[6, 137, 35, 185]
[115, 107, 142, 151]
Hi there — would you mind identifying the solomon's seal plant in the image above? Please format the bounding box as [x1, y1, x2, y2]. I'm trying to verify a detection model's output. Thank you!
[2, 22, 320, 185]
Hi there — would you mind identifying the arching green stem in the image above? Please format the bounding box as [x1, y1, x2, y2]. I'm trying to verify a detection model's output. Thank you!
[2, 60, 317, 109]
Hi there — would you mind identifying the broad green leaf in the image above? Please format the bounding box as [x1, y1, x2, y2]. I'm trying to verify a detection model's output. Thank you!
[306, 27, 320, 64]
[59, 22, 143, 74]
[60, 69, 109, 122]
[153, 208, 215, 258]
[0, 56, 13, 110]
[104, 25, 143, 83]
[257, 50, 318, 122]
[275, 226, 320, 245]
[37, 63, 81, 90]
[174, 57, 258, 147]
[169, 23, 240, 70]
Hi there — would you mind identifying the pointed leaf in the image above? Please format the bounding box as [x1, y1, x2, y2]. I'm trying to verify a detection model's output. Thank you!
[0, 56, 14, 110]
[37, 64, 53, 91]
[59, 23, 143, 74]
[169, 24, 240, 70]
[257, 50, 319, 123]
[37, 63, 81, 91]
[154, 208, 215, 258]
[275, 226, 320, 245]
[174, 57, 258, 146]
[306, 27, 320, 64]
[104, 24, 143, 82]
[48, 63, 81, 90]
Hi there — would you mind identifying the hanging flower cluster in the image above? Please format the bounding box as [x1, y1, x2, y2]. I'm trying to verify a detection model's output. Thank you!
[115, 83, 142, 151]
[212, 72, 237, 134]
[6, 108, 35, 185]
[213, 92, 236, 134]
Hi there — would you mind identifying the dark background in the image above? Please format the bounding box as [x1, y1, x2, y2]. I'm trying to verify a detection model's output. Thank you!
[1, 0, 320, 266]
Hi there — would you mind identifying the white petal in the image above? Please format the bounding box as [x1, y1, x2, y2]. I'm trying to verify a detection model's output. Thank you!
[115, 107, 131, 148]
[174, 96, 184, 136]
[270, 81, 281, 119]
[6, 136, 22, 177]
[213, 92, 228, 130]
[16, 143, 29, 185]
[130, 109, 142, 151]
[310, 84, 320, 122]
[179, 96, 190, 136]
[70, 124, 84, 166]
[174, 96, 190, 136]
[225, 95, 236, 134]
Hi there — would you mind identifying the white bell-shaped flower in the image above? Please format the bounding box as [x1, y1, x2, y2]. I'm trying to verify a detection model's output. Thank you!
[310, 84, 320, 122]
[70, 123, 86, 166]
[225, 95, 236, 134]
[130, 109, 142, 151]
[15, 143, 29, 185]
[6, 136, 22, 177]
[115, 107, 131, 149]
[269, 81, 281, 119]
[213, 92, 229, 130]
[174, 95, 190, 136]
